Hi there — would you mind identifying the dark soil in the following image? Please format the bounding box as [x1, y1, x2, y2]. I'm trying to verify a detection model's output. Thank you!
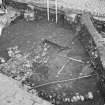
[0, 15, 104, 105]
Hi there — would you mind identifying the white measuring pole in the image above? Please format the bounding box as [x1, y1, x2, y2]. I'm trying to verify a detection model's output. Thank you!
[0, 0, 2, 5]
[55, 0, 58, 23]
[47, 0, 50, 21]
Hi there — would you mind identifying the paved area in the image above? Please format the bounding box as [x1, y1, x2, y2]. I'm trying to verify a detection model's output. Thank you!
[0, 73, 52, 105]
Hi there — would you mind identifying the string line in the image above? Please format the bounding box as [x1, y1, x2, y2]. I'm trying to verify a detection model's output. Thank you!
[34, 74, 93, 88]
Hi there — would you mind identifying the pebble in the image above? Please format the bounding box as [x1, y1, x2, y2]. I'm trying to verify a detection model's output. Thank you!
[43, 56, 49, 63]
[80, 95, 84, 101]
[71, 98, 74, 102]
[57, 84, 62, 88]
[91, 52, 95, 55]
[8, 50, 13, 55]
[0, 57, 5, 63]
[75, 93, 80, 100]
[88, 92, 93, 99]
[71, 96, 78, 102]
[65, 98, 70, 102]
[76, 95, 80, 100]
[49, 95, 52, 99]
[71, 41, 75, 45]
[42, 51, 47, 57]
[44, 48, 48, 52]
[35, 56, 40, 59]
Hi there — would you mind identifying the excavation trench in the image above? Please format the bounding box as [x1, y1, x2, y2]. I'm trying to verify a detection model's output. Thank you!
[0, 10, 104, 105]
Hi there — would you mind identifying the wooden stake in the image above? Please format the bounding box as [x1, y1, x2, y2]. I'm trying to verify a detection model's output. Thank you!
[56, 60, 69, 77]
[47, 0, 50, 21]
[55, 0, 58, 23]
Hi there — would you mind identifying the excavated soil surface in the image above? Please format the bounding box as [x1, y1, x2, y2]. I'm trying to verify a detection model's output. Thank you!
[0, 15, 104, 105]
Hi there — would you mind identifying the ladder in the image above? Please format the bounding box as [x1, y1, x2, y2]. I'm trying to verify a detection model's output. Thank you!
[47, 0, 58, 23]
